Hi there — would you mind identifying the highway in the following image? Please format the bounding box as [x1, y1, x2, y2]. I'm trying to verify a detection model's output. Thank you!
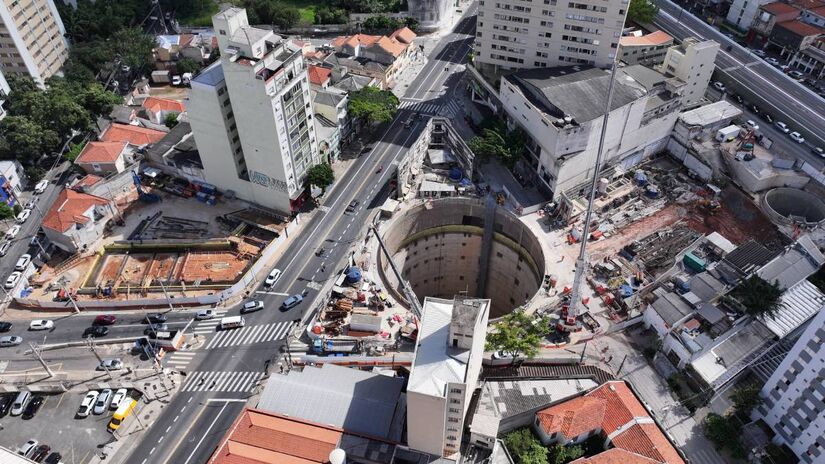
[124, 9, 478, 464]
[653, 0, 825, 152]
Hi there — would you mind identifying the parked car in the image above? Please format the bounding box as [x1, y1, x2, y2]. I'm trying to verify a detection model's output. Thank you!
[144, 323, 168, 335]
[21, 395, 44, 420]
[31, 445, 51, 462]
[17, 439, 38, 457]
[752, 49, 766, 57]
[24, 200, 37, 210]
[195, 309, 214, 320]
[280, 294, 303, 311]
[15, 254, 31, 271]
[110, 388, 129, 410]
[83, 326, 109, 338]
[812, 147, 825, 158]
[0, 241, 11, 256]
[145, 312, 167, 323]
[77, 391, 98, 417]
[98, 359, 123, 371]
[29, 319, 54, 331]
[712, 81, 725, 91]
[787, 70, 805, 81]
[0, 335, 22, 347]
[93, 315, 117, 325]
[745, 120, 759, 131]
[731, 93, 743, 104]
[775, 121, 790, 133]
[3, 271, 21, 289]
[94, 389, 112, 414]
[241, 300, 264, 313]
[789, 131, 805, 143]
[264, 269, 282, 287]
[15, 209, 31, 224]
[171, 75, 182, 86]
[0, 393, 14, 417]
[764, 57, 780, 66]
[6, 225, 21, 239]
[0, 321, 11, 332]
[11, 391, 31, 416]
[34, 179, 49, 194]
[45, 452, 63, 464]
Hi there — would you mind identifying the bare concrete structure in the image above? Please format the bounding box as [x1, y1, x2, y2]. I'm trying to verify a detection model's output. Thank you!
[407, 0, 454, 32]
[762, 188, 825, 227]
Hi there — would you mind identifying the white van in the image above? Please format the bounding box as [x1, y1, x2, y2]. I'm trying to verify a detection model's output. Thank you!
[219, 316, 245, 330]
[11, 390, 31, 416]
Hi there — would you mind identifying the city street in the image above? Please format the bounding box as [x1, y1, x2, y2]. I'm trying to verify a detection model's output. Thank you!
[122, 9, 478, 464]
[653, 0, 825, 150]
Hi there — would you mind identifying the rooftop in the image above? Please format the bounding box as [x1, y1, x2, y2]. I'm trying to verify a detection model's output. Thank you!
[619, 30, 674, 47]
[143, 96, 185, 114]
[389, 26, 417, 44]
[757, 235, 825, 289]
[718, 240, 777, 280]
[257, 363, 404, 440]
[42, 189, 111, 233]
[408, 297, 489, 398]
[76, 141, 128, 164]
[572, 448, 663, 463]
[678, 101, 742, 127]
[307, 65, 332, 86]
[650, 290, 695, 326]
[192, 60, 225, 87]
[760, 2, 801, 15]
[690, 320, 774, 385]
[101, 123, 166, 146]
[776, 19, 824, 36]
[760, 279, 824, 337]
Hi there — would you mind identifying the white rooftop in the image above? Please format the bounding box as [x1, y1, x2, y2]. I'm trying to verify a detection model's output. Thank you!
[761, 279, 825, 338]
[679, 100, 741, 127]
[408, 297, 487, 397]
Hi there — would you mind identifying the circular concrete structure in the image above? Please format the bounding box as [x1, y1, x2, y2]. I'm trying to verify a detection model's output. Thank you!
[763, 188, 825, 227]
[378, 198, 545, 318]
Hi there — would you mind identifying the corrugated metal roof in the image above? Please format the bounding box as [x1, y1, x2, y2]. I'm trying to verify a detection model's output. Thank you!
[761, 280, 825, 337]
[758, 236, 825, 289]
[722, 240, 777, 276]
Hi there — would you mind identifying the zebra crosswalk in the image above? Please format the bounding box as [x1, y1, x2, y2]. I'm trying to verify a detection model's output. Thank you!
[399, 100, 442, 115]
[203, 320, 294, 350]
[166, 351, 197, 369]
[440, 100, 463, 118]
[191, 309, 228, 336]
[181, 371, 265, 393]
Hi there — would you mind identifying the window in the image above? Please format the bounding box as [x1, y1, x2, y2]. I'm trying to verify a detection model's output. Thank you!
[219, 29, 226, 35]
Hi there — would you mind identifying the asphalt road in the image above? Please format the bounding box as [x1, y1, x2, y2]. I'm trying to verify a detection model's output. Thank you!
[123, 9, 478, 464]
[653, 0, 825, 150]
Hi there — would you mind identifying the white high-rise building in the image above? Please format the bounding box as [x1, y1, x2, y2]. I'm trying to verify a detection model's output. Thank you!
[188, 8, 320, 213]
[406, 297, 490, 458]
[657, 37, 719, 106]
[0, 0, 68, 86]
[473, 0, 627, 75]
[752, 306, 825, 463]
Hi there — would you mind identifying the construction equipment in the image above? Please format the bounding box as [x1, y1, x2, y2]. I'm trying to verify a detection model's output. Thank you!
[132, 171, 161, 203]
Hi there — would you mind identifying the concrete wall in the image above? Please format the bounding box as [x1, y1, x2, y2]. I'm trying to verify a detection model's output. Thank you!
[406, 390, 447, 456]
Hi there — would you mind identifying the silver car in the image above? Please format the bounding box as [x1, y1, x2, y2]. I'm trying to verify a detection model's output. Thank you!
[0, 335, 22, 347]
[93, 389, 112, 415]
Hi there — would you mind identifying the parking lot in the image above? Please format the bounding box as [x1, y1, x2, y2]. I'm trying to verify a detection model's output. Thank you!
[0, 389, 121, 463]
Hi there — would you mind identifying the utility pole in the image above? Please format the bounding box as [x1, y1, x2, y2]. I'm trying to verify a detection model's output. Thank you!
[28, 342, 54, 378]
[616, 354, 628, 377]
[579, 340, 588, 364]
[87, 337, 113, 380]
[60, 282, 81, 314]
[157, 279, 174, 311]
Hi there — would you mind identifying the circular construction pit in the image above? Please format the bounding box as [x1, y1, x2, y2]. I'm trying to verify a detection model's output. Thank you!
[763, 188, 825, 227]
[378, 198, 545, 318]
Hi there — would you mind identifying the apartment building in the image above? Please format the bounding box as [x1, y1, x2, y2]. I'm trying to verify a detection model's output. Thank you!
[407, 297, 490, 457]
[473, 0, 628, 76]
[657, 37, 719, 106]
[618, 30, 674, 66]
[752, 305, 825, 463]
[727, 0, 775, 30]
[188, 8, 319, 213]
[0, 0, 68, 85]
[499, 65, 683, 198]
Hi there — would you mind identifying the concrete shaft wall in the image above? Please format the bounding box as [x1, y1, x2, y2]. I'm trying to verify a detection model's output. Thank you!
[380, 198, 544, 317]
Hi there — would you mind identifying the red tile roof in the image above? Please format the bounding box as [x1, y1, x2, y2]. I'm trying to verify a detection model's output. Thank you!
[307, 65, 332, 86]
[42, 189, 110, 233]
[776, 19, 824, 36]
[536, 396, 607, 439]
[72, 174, 103, 190]
[331, 32, 410, 58]
[620, 30, 674, 47]
[760, 2, 801, 15]
[572, 448, 663, 464]
[811, 5, 825, 15]
[790, 0, 825, 10]
[209, 408, 343, 464]
[101, 124, 166, 146]
[611, 424, 685, 464]
[76, 141, 128, 164]
[142, 96, 185, 114]
[588, 381, 650, 435]
[389, 26, 417, 44]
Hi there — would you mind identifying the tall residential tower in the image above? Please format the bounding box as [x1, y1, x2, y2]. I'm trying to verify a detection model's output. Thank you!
[0, 0, 68, 85]
[188, 7, 320, 213]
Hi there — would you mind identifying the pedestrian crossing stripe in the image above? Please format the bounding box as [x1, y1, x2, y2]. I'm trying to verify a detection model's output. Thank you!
[181, 371, 265, 393]
[399, 100, 442, 115]
[203, 321, 293, 350]
[166, 351, 196, 366]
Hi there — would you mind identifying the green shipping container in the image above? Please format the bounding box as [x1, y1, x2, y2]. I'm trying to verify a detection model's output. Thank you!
[683, 252, 706, 272]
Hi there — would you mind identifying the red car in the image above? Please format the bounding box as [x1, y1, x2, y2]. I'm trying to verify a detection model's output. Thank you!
[93, 315, 117, 326]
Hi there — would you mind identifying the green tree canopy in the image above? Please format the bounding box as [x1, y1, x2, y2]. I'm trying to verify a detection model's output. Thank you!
[547, 444, 584, 464]
[176, 57, 202, 75]
[627, 0, 659, 24]
[504, 428, 548, 464]
[348, 86, 400, 124]
[165, 113, 180, 129]
[730, 385, 763, 417]
[703, 413, 747, 459]
[486, 311, 547, 359]
[729, 275, 783, 319]
[468, 121, 526, 169]
[0, 116, 60, 162]
[307, 163, 335, 192]
[0, 203, 14, 220]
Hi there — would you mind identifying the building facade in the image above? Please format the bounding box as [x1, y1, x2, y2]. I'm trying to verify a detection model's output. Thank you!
[407, 0, 453, 31]
[657, 37, 719, 106]
[618, 30, 674, 66]
[748, 2, 801, 45]
[727, 0, 774, 30]
[188, 8, 320, 213]
[473, 0, 627, 75]
[0, 0, 68, 85]
[752, 306, 825, 463]
[769, 19, 824, 57]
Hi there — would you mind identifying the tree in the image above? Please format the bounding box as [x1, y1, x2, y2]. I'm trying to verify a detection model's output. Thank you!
[703, 413, 747, 459]
[762, 443, 797, 464]
[348, 86, 400, 124]
[0, 117, 60, 162]
[176, 57, 202, 75]
[729, 275, 783, 319]
[307, 163, 335, 192]
[547, 444, 584, 464]
[273, 7, 301, 30]
[468, 121, 525, 169]
[77, 82, 123, 117]
[0, 204, 14, 220]
[486, 311, 547, 359]
[627, 0, 659, 24]
[730, 385, 763, 417]
[165, 113, 180, 129]
[65, 142, 86, 163]
[504, 428, 548, 464]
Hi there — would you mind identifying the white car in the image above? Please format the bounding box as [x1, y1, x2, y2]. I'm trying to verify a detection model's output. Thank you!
[241, 300, 264, 313]
[6, 225, 20, 239]
[15, 209, 31, 224]
[15, 254, 31, 271]
[110, 388, 129, 410]
[765, 57, 780, 66]
[264, 268, 282, 287]
[195, 309, 214, 320]
[93, 389, 112, 415]
[789, 132, 805, 143]
[5, 271, 22, 289]
[0, 335, 22, 347]
[29, 319, 54, 331]
[77, 390, 99, 417]
[745, 120, 759, 131]
[33, 179, 49, 194]
[171, 75, 182, 86]
[774, 121, 790, 133]
[24, 200, 36, 210]
[712, 81, 725, 91]
[17, 439, 38, 457]
[98, 358, 123, 370]
[752, 49, 766, 57]
[0, 241, 10, 257]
